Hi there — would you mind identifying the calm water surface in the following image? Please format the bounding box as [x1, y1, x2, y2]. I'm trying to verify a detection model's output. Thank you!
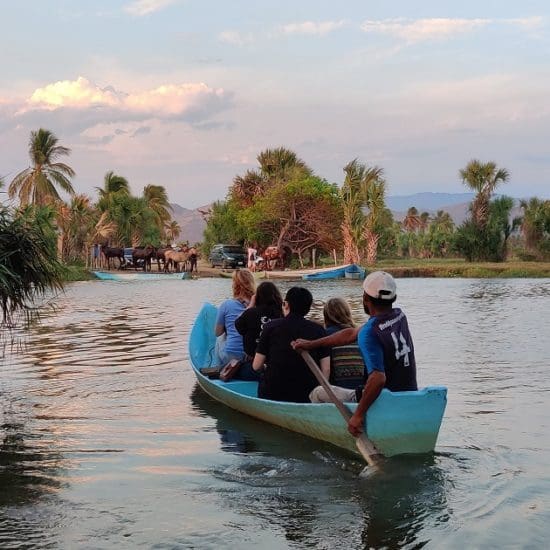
[1, 277, 549, 549]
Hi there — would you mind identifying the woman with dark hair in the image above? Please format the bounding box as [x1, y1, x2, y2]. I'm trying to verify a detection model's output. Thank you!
[231, 281, 284, 381]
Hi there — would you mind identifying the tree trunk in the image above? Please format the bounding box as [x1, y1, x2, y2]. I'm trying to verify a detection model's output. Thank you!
[342, 222, 359, 264]
[363, 229, 379, 265]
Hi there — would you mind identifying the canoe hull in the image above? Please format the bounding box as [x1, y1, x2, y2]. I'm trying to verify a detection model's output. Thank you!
[302, 264, 366, 281]
[189, 303, 447, 458]
[93, 271, 188, 281]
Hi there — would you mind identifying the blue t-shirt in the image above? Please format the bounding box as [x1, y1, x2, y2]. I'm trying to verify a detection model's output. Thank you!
[357, 317, 384, 375]
[216, 298, 247, 356]
[357, 308, 417, 391]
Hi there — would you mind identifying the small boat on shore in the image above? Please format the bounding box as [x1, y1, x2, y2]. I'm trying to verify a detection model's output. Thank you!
[93, 271, 191, 281]
[302, 263, 366, 281]
[189, 303, 447, 458]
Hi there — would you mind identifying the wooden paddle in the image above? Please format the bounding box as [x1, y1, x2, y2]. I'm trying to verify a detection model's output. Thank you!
[300, 350, 381, 468]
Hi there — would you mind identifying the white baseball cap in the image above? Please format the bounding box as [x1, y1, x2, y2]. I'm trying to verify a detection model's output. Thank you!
[362, 271, 397, 301]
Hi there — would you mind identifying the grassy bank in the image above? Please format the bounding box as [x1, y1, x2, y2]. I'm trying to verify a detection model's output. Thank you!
[373, 258, 550, 278]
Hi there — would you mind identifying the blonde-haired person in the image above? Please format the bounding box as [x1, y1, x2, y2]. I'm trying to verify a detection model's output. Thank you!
[214, 269, 256, 366]
[323, 297, 355, 336]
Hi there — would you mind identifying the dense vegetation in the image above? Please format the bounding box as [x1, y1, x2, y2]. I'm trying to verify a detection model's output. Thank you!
[204, 149, 550, 266]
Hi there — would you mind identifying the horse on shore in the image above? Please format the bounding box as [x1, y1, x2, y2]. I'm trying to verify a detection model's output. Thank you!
[164, 249, 190, 272]
[260, 246, 286, 270]
[101, 246, 125, 269]
[132, 245, 155, 272]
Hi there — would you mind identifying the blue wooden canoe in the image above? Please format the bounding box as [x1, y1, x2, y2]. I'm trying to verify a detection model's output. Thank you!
[302, 263, 366, 281]
[189, 303, 447, 458]
[93, 271, 191, 281]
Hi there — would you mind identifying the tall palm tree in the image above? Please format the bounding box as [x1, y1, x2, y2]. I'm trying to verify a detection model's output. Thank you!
[341, 159, 366, 264]
[362, 175, 387, 265]
[459, 159, 509, 229]
[9, 128, 75, 206]
[257, 147, 311, 184]
[231, 170, 266, 207]
[143, 184, 172, 228]
[96, 171, 130, 212]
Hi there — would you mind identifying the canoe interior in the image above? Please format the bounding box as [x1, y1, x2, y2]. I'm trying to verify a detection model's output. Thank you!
[189, 302, 447, 458]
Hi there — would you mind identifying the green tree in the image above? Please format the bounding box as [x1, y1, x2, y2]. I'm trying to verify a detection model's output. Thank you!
[519, 198, 550, 257]
[143, 184, 172, 228]
[459, 159, 509, 229]
[9, 128, 75, 207]
[1, 205, 65, 328]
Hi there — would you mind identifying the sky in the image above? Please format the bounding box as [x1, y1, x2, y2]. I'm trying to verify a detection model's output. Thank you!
[1, 0, 549, 208]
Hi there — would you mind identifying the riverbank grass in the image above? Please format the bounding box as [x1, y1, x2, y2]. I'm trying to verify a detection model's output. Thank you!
[374, 258, 550, 278]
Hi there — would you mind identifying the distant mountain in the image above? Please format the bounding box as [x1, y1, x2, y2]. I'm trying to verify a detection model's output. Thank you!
[386, 192, 475, 212]
[169, 203, 209, 244]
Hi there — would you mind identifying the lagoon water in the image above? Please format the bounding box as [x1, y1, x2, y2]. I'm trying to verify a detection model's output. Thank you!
[1, 277, 549, 549]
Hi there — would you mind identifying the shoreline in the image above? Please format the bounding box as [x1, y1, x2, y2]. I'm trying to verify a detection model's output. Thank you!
[68, 259, 550, 282]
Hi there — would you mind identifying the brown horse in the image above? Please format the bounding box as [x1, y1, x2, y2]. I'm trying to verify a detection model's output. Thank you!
[164, 249, 190, 272]
[261, 246, 286, 270]
[101, 246, 124, 269]
[132, 245, 155, 272]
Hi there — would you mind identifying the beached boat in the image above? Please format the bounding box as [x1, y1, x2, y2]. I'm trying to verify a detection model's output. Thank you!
[302, 263, 366, 281]
[93, 271, 191, 281]
[189, 303, 447, 458]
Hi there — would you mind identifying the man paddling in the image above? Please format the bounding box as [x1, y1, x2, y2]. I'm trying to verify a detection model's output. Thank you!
[292, 271, 417, 436]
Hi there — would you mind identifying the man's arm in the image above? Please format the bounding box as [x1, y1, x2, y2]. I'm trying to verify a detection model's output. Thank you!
[292, 326, 360, 350]
[252, 352, 266, 372]
[347, 371, 385, 437]
[215, 323, 225, 337]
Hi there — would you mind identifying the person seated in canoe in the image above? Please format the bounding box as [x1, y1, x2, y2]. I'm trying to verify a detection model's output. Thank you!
[292, 271, 417, 436]
[322, 298, 364, 390]
[323, 297, 355, 336]
[214, 269, 256, 369]
[232, 281, 284, 381]
[252, 286, 330, 403]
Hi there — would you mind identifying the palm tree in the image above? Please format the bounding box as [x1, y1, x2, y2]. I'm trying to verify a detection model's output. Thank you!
[362, 174, 387, 265]
[143, 184, 172, 228]
[56, 194, 96, 263]
[459, 159, 509, 229]
[96, 171, 130, 212]
[1, 205, 65, 327]
[402, 206, 421, 232]
[519, 197, 550, 251]
[231, 170, 266, 207]
[341, 159, 366, 264]
[9, 128, 75, 206]
[257, 147, 311, 184]
[165, 220, 181, 243]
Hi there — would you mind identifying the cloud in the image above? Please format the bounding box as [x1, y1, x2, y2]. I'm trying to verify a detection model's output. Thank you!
[360, 17, 489, 43]
[279, 20, 347, 36]
[360, 17, 546, 44]
[19, 77, 233, 124]
[218, 30, 254, 46]
[124, 0, 179, 16]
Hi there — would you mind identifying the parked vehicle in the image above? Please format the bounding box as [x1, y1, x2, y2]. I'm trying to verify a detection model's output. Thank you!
[123, 247, 144, 269]
[208, 244, 247, 268]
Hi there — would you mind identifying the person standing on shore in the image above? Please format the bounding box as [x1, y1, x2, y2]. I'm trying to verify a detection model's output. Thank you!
[292, 271, 417, 436]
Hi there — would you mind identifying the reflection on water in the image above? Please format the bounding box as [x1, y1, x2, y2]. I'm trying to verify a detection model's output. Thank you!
[1, 277, 549, 548]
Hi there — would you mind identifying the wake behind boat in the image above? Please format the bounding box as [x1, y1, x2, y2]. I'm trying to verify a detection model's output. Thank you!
[189, 303, 447, 458]
[93, 271, 191, 281]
